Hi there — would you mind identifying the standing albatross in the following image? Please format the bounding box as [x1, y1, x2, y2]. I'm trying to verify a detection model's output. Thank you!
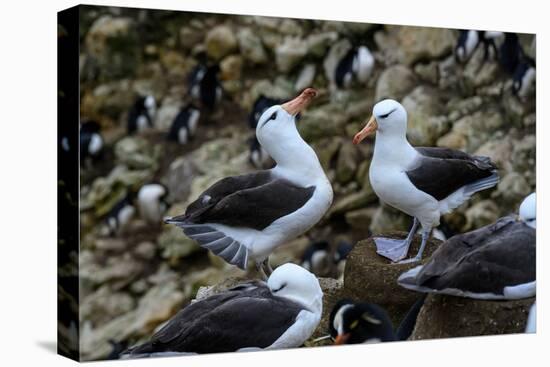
[122, 263, 323, 357]
[397, 193, 536, 300]
[165, 88, 333, 276]
[353, 99, 499, 263]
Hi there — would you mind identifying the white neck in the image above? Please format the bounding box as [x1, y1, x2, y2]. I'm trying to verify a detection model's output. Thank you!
[373, 131, 418, 167]
[269, 124, 327, 186]
[284, 293, 323, 315]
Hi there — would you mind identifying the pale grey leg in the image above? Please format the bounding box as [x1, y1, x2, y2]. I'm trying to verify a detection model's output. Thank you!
[397, 228, 431, 264]
[375, 218, 419, 262]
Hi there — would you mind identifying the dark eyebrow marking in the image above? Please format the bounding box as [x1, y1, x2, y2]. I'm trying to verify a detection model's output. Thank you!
[379, 108, 397, 119]
[260, 111, 278, 128]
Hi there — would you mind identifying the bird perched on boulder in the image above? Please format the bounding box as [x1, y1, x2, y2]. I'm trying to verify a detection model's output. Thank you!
[398, 193, 535, 300]
[165, 89, 333, 277]
[353, 99, 499, 263]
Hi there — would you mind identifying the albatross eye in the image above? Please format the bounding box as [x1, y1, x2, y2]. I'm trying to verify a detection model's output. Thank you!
[272, 283, 287, 292]
[379, 112, 391, 119]
[269, 112, 278, 121]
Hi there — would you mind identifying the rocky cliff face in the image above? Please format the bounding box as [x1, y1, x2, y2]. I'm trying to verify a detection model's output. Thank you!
[77, 6, 535, 360]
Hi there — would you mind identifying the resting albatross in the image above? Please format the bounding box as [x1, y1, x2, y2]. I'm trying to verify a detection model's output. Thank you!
[122, 263, 323, 356]
[397, 193, 535, 300]
[353, 99, 499, 263]
[165, 88, 333, 276]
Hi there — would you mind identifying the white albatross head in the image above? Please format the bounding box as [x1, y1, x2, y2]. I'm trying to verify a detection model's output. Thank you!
[256, 88, 319, 171]
[353, 99, 408, 144]
[519, 192, 536, 228]
[268, 263, 323, 314]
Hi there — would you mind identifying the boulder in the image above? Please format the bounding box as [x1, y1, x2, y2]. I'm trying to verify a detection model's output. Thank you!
[84, 15, 139, 80]
[375, 65, 416, 102]
[323, 39, 352, 87]
[410, 295, 534, 340]
[295, 63, 317, 92]
[237, 28, 268, 64]
[275, 37, 308, 73]
[205, 25, 238, 60]
[380, 26, 455, 65]
[369, 204, 410, 234]
[343, 233, 441, 327]
[401, 86, 449, 146]
[335, 142, 359, 184]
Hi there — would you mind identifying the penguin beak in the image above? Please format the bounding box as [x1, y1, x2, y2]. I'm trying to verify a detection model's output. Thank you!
[281, 88, 317, 116]
[334, 333, 351, 345]
[353, 115, 378, 145]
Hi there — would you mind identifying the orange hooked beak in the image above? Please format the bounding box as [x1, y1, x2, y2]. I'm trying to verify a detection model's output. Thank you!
[353, 115, 378, 145]
[281, 88, 317, 116]
[334, 333, 351, 345]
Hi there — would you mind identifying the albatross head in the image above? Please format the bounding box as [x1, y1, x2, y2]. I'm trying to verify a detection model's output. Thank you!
[519, 192, 536, 228]
[353, 99, 407, 144]
[255, 88, 317, 168]
[268, 263, 323, 314]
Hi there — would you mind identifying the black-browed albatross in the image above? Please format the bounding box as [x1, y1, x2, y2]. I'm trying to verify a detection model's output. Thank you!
[398, 193, 535, 300]
[165, 88, 333, 276]
[353, 99, 499, 263]
[122, 263, 323, 357]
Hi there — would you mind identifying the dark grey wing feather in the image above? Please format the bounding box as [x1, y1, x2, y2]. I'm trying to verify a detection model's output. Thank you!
[407, 147, 497, 200]
[417, 217, 535, 294]
[128, 287, 304, 354]
[171, 173, 315, 230]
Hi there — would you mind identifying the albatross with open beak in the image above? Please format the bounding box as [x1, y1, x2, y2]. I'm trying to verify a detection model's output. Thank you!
[165, 89, 333, 277]
[353, 99, 499, 263]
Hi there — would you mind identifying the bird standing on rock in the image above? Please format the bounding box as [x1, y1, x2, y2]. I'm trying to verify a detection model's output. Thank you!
[353, 99, 499, 263]
[165, 88, 333, 277]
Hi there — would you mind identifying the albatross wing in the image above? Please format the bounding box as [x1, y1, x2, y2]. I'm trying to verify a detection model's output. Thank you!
[124, 285, 304, 355]
[406, 147, 498, 202]
[398, 216, 536, 299]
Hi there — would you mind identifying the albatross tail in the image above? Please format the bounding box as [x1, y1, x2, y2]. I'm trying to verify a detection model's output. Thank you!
[439, 171, 499, 214]
[164, 217, 250, 270]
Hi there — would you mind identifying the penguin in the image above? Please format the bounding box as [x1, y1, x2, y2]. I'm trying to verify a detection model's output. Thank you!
[455, 30, 481, 63]
[137, 183, 169, 225]
[329, 295, 426, 344]
[247, 95, 282, 169]
[301, 241, 331, 275]
[335, 45, 375, 89]
[512, 56, 536, 100]
[80, 119, 103, 166]
[104, 192, 136, 236]
[127, 95, 156, 134]
[248, 136, 273, 169]
[188, 63, 222, 110]
[167, 104, 201, 145]
[249, 95, 283, 129]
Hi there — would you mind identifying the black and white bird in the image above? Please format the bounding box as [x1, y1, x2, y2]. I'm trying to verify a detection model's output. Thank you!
[128, 95, 156, 134]
[329, 295, 425, 345]
[247, 95, 283, 169]
[335, 46, 375, 89]
[105, 192, 136, 236]
[122, 263, 323, 356]
[189, 63, 222, 110]
[455, 30, 481, 63]
[167, 104, 201, 145]
[512, 56, 536, 100]
[398, 193, 535, 300]
[137, 183, 169, 225]
[301, 240, 331, 275]
[80, 119, 104, 165]
[353, 99, 499, 263]
[165, 89, 333, 276]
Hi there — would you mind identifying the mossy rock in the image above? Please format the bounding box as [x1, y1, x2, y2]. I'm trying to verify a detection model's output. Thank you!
[411, 294, 534, 340]
[343, 232, 441, 328]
